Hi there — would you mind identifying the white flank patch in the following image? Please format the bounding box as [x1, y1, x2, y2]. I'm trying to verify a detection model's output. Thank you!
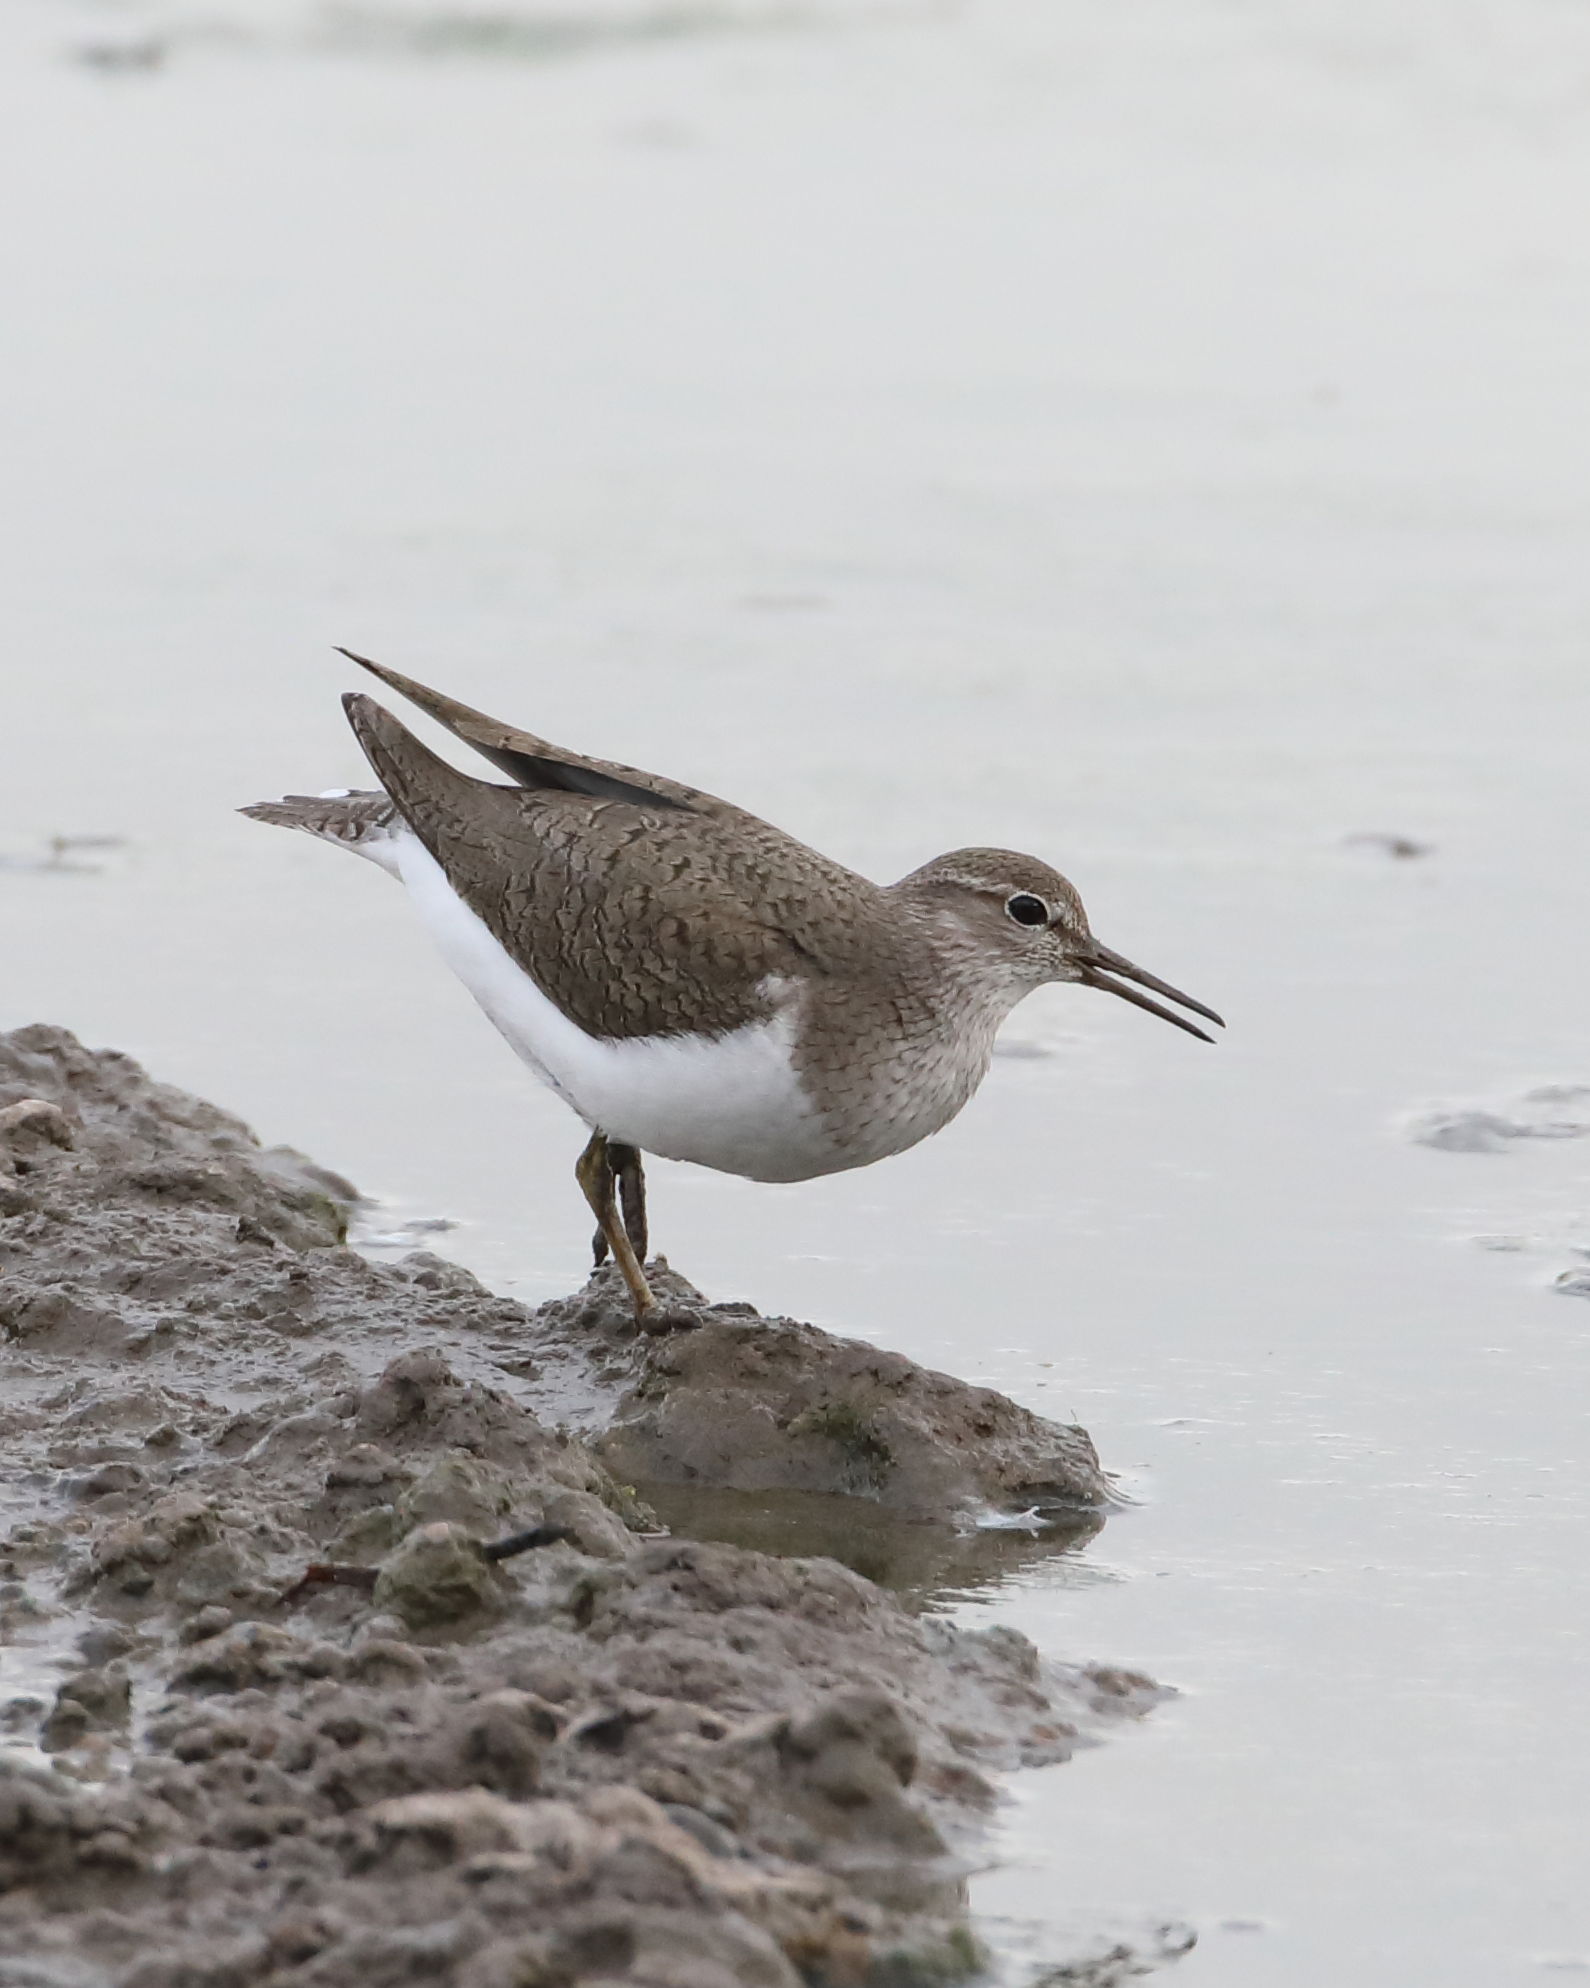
[393, 831, 836, 1182]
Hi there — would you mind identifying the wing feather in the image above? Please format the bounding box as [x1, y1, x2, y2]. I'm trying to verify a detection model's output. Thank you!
[338, 650, 703, 811]
[342, 693, 893, 1042]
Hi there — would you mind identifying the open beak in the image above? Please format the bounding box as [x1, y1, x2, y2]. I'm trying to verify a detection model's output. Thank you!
[1078, 944, 1225, 1044]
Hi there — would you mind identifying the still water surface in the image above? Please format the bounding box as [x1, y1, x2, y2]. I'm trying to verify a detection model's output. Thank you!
[4, 2, 1588, 1980]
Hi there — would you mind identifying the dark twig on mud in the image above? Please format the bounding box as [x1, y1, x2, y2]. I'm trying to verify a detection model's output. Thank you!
[278, 1525, 578, 1607]
[480, 1523, 576, 1562]
[278, 1563, 380, 1606]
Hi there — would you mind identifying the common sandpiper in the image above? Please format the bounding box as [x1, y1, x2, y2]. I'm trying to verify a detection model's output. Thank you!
[245, 654, 1223, 1322]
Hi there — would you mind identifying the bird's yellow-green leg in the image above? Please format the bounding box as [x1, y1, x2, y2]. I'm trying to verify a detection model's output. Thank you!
[575, 1131, 654, 1322]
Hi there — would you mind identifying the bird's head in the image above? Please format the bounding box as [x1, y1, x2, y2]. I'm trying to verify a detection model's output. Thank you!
[894, 848, 1224, 1041]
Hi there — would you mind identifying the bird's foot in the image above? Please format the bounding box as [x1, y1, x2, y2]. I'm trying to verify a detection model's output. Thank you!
[636, 1297, 705, 1336]
[630, 1253, 706, 1334]
[577, 1253, 706, 1337]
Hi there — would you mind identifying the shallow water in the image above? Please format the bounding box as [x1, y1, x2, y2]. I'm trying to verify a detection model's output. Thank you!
[5, 1, 1590, 1980]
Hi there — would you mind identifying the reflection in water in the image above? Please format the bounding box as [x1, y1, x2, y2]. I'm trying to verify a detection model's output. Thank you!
[640, 1481, 1108, 1612]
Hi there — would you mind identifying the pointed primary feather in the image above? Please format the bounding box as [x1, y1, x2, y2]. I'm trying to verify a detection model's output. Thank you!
[337, 649, 701, 812]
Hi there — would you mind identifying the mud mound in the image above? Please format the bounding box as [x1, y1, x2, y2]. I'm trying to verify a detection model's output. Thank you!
[0, 1026, 1153, 1985]
[535, 1268, 1107, 1516]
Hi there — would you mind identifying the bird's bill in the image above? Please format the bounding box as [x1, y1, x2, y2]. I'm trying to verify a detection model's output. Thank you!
[1079, 945, 1225, 1043]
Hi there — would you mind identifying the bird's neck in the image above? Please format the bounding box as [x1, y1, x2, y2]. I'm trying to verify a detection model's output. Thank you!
[893, 897, 1039, 1039]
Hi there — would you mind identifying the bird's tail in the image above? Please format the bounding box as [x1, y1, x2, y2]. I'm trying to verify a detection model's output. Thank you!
[239, 789, 406, 878]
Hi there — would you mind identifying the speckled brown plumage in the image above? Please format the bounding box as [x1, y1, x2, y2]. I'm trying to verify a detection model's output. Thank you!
[341, 690, 926, 1045]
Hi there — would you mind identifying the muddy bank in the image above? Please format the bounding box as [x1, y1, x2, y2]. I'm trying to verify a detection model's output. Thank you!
[534, 1265, 1108, 1522]
[0, 1026, 1156, 1986]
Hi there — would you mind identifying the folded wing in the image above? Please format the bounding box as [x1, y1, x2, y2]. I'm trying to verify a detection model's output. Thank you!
[342, 692, 885, 1043]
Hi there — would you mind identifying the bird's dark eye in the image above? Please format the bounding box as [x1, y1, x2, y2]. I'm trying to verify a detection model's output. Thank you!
[1005, 892, 1049, 928]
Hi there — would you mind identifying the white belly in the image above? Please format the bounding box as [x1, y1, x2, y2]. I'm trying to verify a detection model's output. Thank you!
[394, 831, 838, 1182]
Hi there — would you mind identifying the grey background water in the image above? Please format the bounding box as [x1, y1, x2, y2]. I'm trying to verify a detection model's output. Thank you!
[4, 2, 1589, 1980]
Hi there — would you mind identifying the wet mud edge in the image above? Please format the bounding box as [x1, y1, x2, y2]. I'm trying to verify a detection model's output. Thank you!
[0, 1024, 1171, 1986]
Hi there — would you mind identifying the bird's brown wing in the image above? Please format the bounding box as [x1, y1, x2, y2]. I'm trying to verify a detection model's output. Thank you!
[344, 693, 889, 1042]
[338, 649, 734, 816]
